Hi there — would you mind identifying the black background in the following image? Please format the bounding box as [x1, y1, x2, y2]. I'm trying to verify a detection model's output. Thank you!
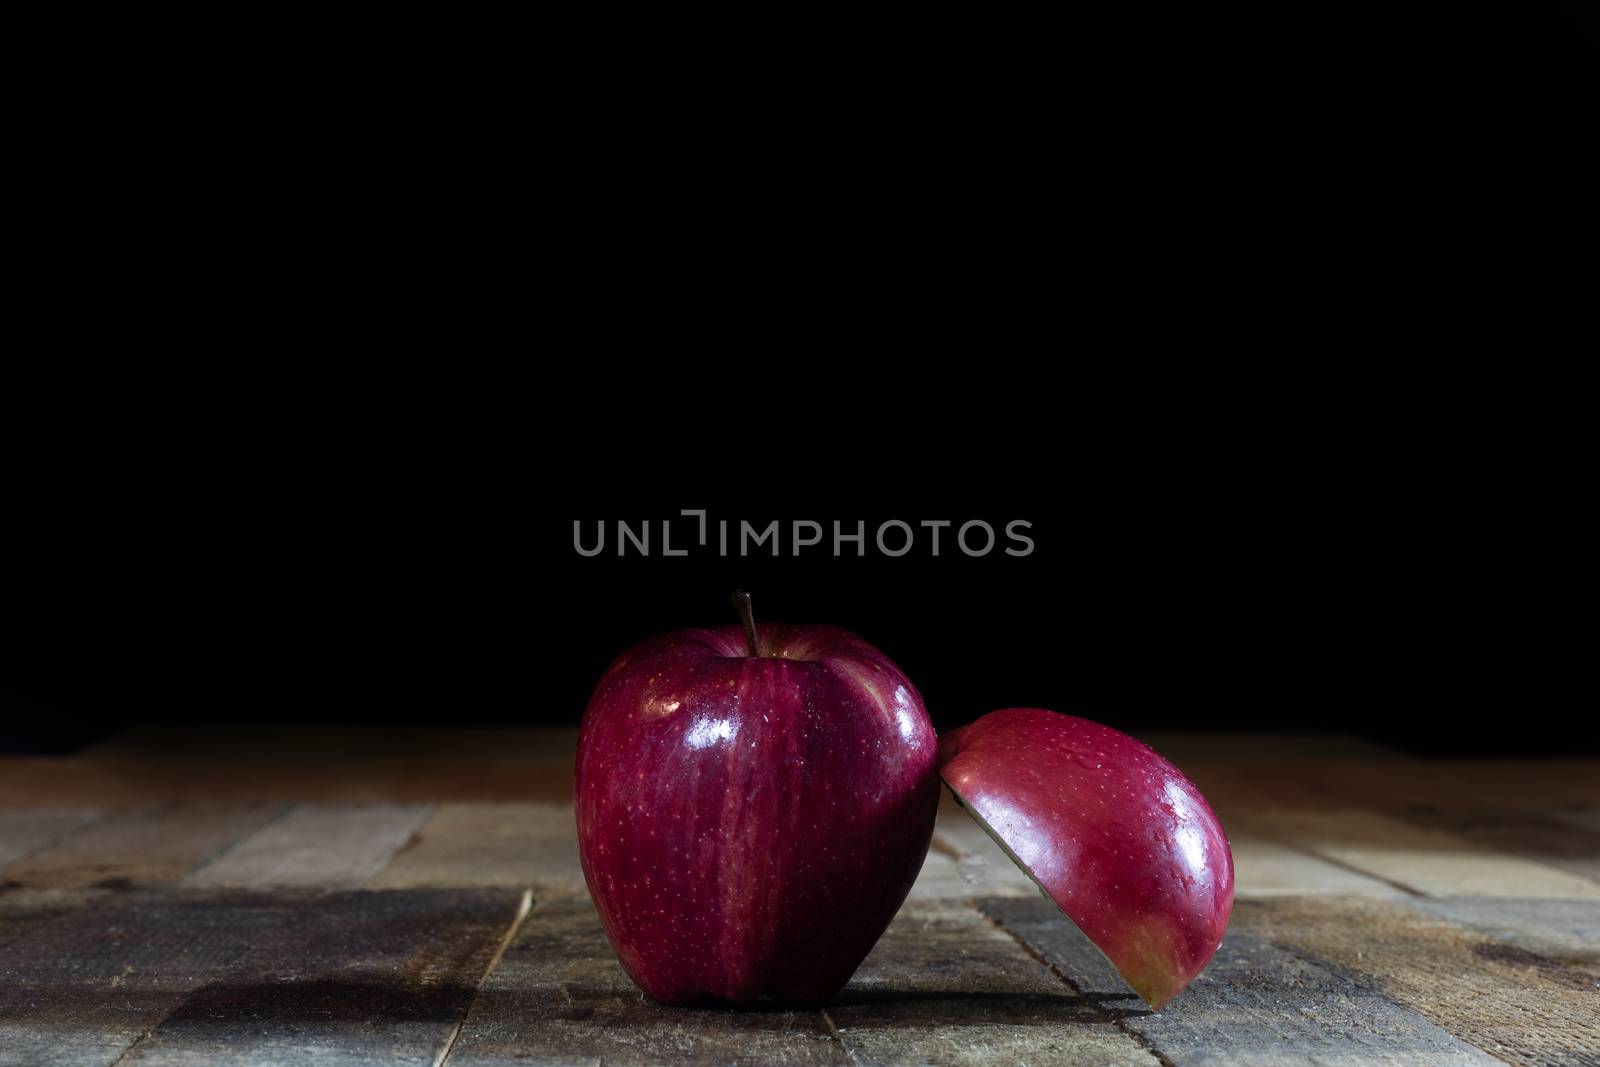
[2, 4, 1595, 756]
[3, 428, 1594, 756]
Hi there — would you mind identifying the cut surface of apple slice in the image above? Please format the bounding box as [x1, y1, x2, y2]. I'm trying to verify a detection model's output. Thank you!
[939, 707, 1233, 1009]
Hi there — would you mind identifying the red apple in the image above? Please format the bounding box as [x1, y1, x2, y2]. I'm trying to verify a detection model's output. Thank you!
[575, 592, 939, 1005]
[939, 708, 1233, 1009]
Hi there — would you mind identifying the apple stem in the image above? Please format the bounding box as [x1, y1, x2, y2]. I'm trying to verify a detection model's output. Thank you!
[731, 589, 762, 657]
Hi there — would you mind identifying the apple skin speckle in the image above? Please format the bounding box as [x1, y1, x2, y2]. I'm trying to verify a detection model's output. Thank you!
[940, 707, 1233, 1010]
[575, 622, 939, 1006]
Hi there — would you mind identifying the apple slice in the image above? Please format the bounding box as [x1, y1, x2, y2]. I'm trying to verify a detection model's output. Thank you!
[939, 708, 1233, 1010]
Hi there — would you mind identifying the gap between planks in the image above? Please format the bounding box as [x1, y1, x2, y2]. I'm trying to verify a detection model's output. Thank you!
[434, 888, 536, 1067]
[817, 1008, 853, 1063]
[1220, 807, 1600, 900]
[975, 907, 1179, 1067]
[981, 895, 1514, 1067]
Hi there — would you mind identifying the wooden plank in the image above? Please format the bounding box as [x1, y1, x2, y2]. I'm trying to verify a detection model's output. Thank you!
[0, 887, 103, 952]
[1227, 828, 1407, 898]
[0, 803, 284, 890]
[1238, 895, 1600, 1066]
[825, 900, 1160, 1066]
[116, 888, 523, 1067]
[0, 889, 304, 1066]
[442, 895, 843, 1066]
[1409, 897, 1600, 961]
[0, 887, 522, 1067]
[1235, 808, 1600, 898]
[1397, 809, 1600, 885]
[183, 804, 432, 889]
[981, 895, 1501, 1066]
[0, 807, 105, 870]
[367, 802, 585, 895]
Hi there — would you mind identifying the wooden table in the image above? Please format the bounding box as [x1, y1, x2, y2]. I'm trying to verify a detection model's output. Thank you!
[1, 727, 1596, 1065]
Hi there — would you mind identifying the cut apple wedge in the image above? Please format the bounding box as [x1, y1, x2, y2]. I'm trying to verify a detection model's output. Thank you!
[939, 708, 1233, 1010]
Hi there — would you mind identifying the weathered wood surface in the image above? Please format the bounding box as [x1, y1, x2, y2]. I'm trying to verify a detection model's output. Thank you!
[118, 888, 523, 1067]
[0, 889, 303, 1066]
[367, 802, 586, 895]
[445, 896, 844, 1066]
[1226, 828, 1409, 898]
[1409, 896, 1600, 959]
[1, 730, 1598, 1065]
[1239, 895, 1600, 1067]
[181, 804, 432, 889]
[0, 807, 104, 869]
[827, 900, 1159, 1066]
[1229, 808, 1600, 899]
[0, 888, 523, 1067]
[1, 802, 284, 890]
[0, 887, 102, 953]
[1396, 808, 1600, 886]
[982, 895, 1503, 1067]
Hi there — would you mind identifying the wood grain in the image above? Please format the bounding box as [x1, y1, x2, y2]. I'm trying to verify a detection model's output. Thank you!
[3, 731, 1598, 1065]
[443, 896, 844, 1066]
[1233, 808, 1600, 899]
[0, 887, 102, 953]
[1396, 808, 1600, 886]
[183, 804, 432, 889]
[0, 807, 105, 870]
[0, 889, 304, 1067]
[1227, 828, 1408, 898]
[1408, 896, 1600, 965]
[1, 803, 283, 890]
[367, 802, 585, 894]
[1240, 895, 1600, 1067]
[982, 895, 1502, 1066]
[116, 888, 523, 1066]
[826, 900, 1160, 1066]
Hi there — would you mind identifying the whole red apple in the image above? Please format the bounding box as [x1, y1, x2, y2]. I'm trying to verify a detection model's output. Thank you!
[575, 593, 939, 1005]
[939, 708, 1233, 1009]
